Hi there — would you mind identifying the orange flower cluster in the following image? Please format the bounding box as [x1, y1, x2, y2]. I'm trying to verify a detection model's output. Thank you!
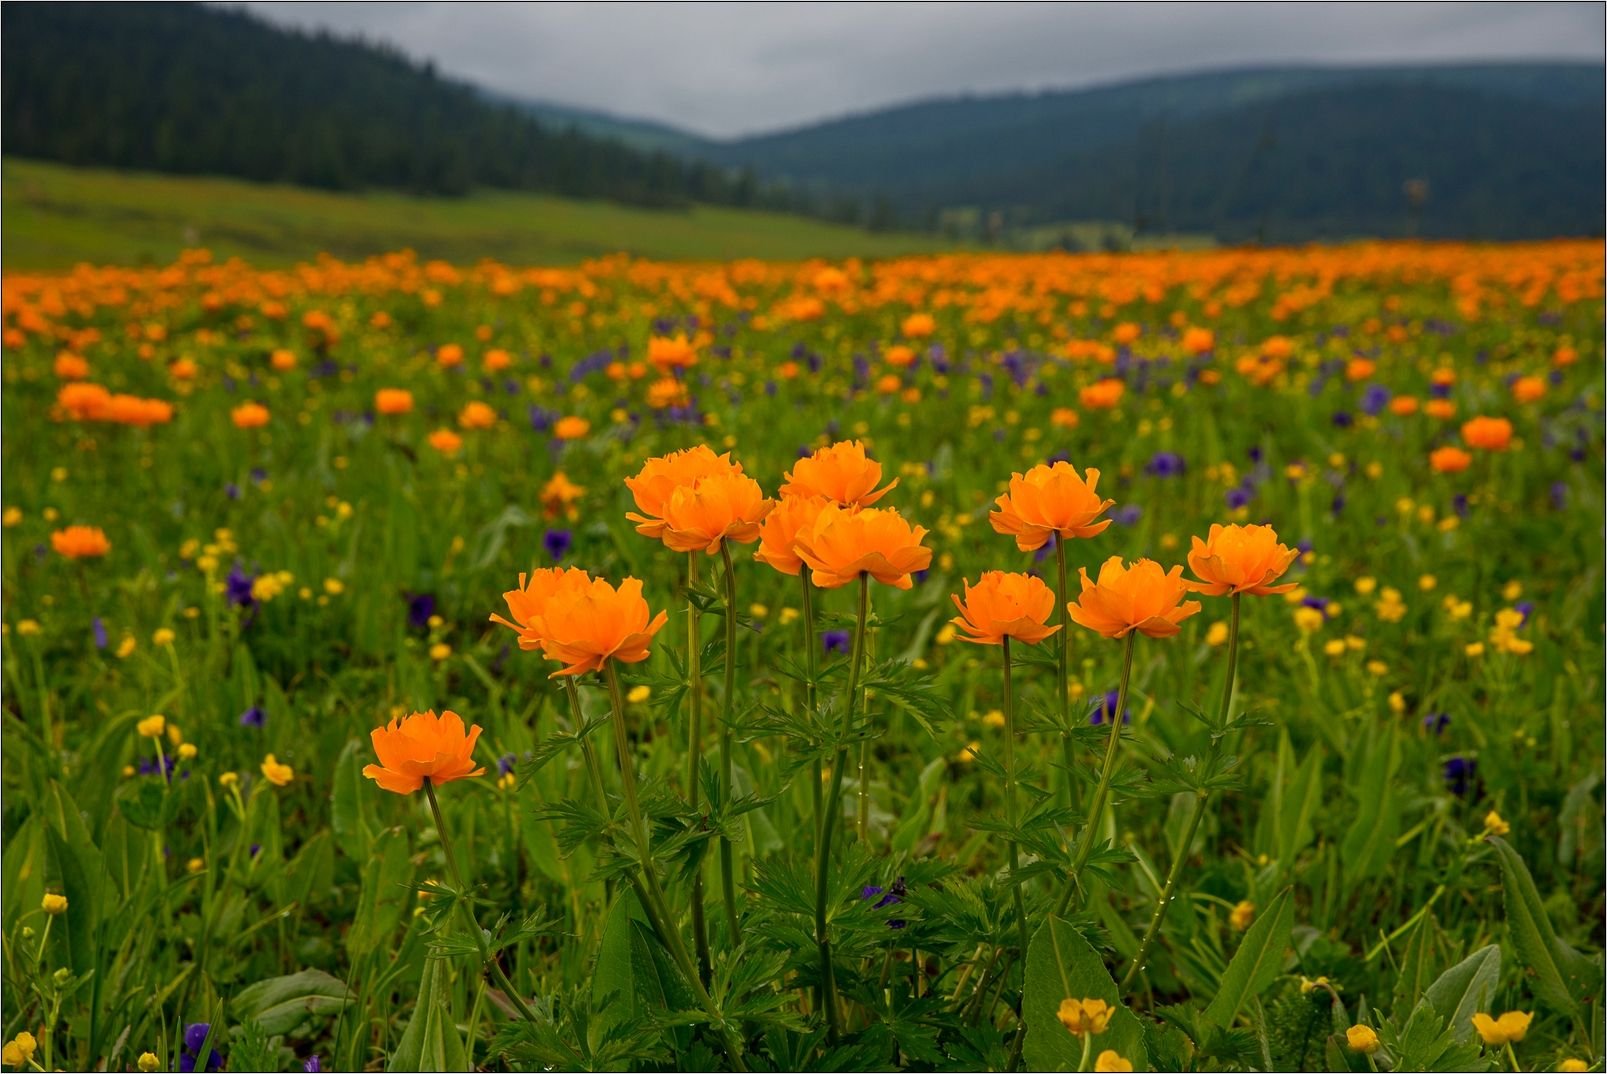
[55, 383, 174, 426]
[491, 567, 667, 677]
[51, 525, 111, 559]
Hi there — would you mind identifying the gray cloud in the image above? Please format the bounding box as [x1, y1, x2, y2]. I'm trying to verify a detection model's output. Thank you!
[234, 2, 1604, 137]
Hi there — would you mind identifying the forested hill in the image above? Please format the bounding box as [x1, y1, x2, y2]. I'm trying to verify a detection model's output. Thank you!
[0, 2, 779, 210]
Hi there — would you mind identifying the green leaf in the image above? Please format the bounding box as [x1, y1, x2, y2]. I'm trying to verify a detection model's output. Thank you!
[1489, 837, 1591, 1016]
[44, 782, 107, 978]
[346, 827, 413, 960]
[233, 968, 352, 1035]
[387, 956, 469, 1073]
[114, 779, 175, 831]
[1422, 944, 1501, 1043]
[591, 888, 647, 1056]
[331, 739, 374, 860]
[1023, 915, 1149, 1071]
[1339, 729, 1400, 883]
[1204, 887, 1294, 1029]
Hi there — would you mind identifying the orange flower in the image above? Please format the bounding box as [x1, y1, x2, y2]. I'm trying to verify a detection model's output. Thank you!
[1080, 378, 1125, 409]
[648, 333, 698, 373]
[753, 494, 828, 576]
[1186, 523, 1299, 597]
[655, 470, 774, 553]
[427, 428, 463, 456]
[1430, 445, 1472, 473]
[626, 445, 744, 539]
[458, 401, 497, 429]
[541, 471, 585, 519]
[270, 348, 297, 372]
[1461, 415, 1513, 451]
[779, 440, 897, 507]
[1390, 396, 1421, 416]
[53, 351, 90, 380]
[793, 503, 932, 590]
[1182, 326, 1214, 355]
[989, 463, 1114, 551]
[553, 416, 590, 440]
[375, 388, 414, 415]
[483, 347, 512, 372]
[529, 575, 669, 677]
[362, 709, 485, 795]
[489, 566, 594, 650]
[230, 402, 269, 429]
[949, 571, 1062, 645]
[435, 343, 464, 368]
[1068, 556, 1201, 639]
[51, 525, 110, 559]
[902, 312, 935, 338]
[1425, 398, 1456, 420]
[57, 382, 111, 420]
[1511, 376, 1546, 403]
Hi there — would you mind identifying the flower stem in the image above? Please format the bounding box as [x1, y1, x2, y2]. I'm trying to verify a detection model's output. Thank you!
[1003, 637, 1032, 1071]
[601, 666, 749, 1072]
[684, 552, 713, 982]
[814, 573, 870, 1042]
[802, 573, 822, 852]
[1055, 630, 1136, 917]
[718, 543, 742, 943]
[1120, 592, 1239, 988]
[422, 778, 540, 1025]
[1054, 538, 1076, 808]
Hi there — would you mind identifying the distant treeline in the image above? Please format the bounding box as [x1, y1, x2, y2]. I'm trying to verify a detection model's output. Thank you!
[0, 2, 795, 212]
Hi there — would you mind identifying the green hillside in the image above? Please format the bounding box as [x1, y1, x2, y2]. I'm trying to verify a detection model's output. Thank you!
[0, 159, 948, 270]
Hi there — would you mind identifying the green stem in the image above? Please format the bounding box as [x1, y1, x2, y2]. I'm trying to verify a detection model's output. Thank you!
[684, 553, 713, 982]
[1055, 630, 1137, 917]
[1004, 637, 1032, 1071]
[1055, 538, 1076, 808]
[802, 573, 822, 853]
[814, 573, 870, 1043]
[1120, 593, 1238, 988]
[423, 779, 540, 1025]
[718, 543, 741, 943]
[600, 666, 749, 1072]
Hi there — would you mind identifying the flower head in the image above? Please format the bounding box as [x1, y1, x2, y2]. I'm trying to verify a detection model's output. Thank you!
[231, 402, 270, 429]
[489, 567, 593, 650]
[655, 470, 774, 554]
[625, 445, 743, 538]
[1057, 997, 1113, 1037]
[1471, 1011, 1532, 1047]
[362, 709, 485, 795]
[1430, 446, 1472, 473]
[526, 575, 669, 677]
[3, 1033, 37, 1069]
[648, 333, 698, 373]
[375, 388, 414, 415]
[989, 463, 1114, 552]
[260, 754, 294, 787]
[1345, 1024, 1380, 1054]
[1095, 1052, 1133, 1073]
[780, 440, 897, 507]
[753, 494, 828, 576]
[41, 893, 67, 915]
[1186, 523, 1299, 597]
[1068, 556, 1201, 639]
[793, 503, 932, 590]
[51, 525, 110, 558]
[1461, 416, 1513, 452]
[949, 571, 1062, 646]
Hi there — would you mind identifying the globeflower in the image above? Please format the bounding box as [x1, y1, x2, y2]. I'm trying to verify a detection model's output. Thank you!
[1471, 1011, 1532, 1046]
[1095, 1052, 1133, 1073]
[362, 709, 485, 795]
[540, 471, 585, 520]
[780, 440, 897, 507]
[625, 445, 742, 539]
[426, 429, 462, 456]
[949, 571, 1062, 646]
[527, 575, 669, 677]
[752, 494, 828, 576]
[230, 402, 270, 429]
[375, 388, 414, 415]
[260, 754, 294, 787]
[1430, 446, 1472, 473]
[457, 401, 497, 429]
[988, 462, 1114, 551]
[553, 416, 590, 440]
[1461, 415, 1513, 452]
[1186, 523, 1299, 596]
[1080, 378, 1125, 409]
[648, 333, 698, 373]
[1057, 997, 1113, 1036]
[489, 566, 593, 651]
[793, 503, 932, 590]
[654, 470, 774, 554]
[1068, 557, 1201, 639]
[1345, 1024, 1380, 1054]
[52, 525, 111, 558]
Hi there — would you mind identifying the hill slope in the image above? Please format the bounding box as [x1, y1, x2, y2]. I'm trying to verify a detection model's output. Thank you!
[0, 2, 773, 210]
[0, 159, 947, 270]
[700, 64, 1604, 240]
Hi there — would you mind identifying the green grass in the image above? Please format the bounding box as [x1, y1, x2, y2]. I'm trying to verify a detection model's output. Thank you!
[1, 158, 950, 269]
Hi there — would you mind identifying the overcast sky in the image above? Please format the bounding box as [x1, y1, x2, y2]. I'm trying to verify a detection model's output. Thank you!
[237, 2, 1604, 138]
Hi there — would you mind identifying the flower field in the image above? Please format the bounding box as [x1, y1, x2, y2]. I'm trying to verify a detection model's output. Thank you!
[1, 240, 1602, 1072]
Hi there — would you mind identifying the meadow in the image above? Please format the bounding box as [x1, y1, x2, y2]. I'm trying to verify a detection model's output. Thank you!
[1, 239, 1602, 1073]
